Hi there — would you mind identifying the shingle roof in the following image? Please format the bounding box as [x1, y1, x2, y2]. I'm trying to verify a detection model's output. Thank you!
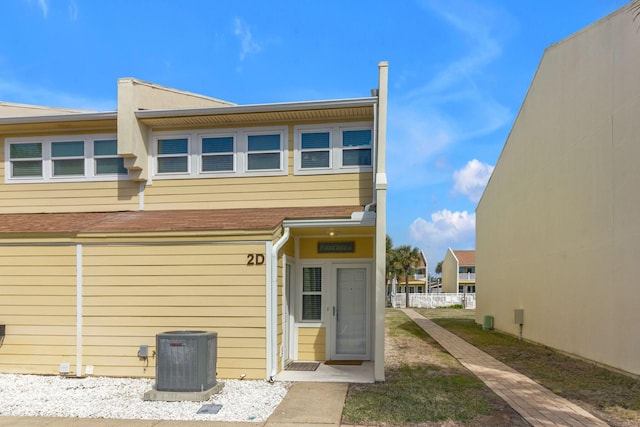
[453, 250, 475, 266]
[0, 206, 361, 235]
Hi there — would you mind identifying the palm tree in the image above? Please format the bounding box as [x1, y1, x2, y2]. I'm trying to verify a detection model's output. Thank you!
[394, 245, 422, 308]
[385, 235, 398, 301]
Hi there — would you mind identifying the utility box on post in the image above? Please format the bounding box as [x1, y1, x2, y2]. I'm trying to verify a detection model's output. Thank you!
[514, 309, 524, 325]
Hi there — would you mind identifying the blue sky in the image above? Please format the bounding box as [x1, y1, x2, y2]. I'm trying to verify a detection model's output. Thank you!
[0, 0, 632, 272]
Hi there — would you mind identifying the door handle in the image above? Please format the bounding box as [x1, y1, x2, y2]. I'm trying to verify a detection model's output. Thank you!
[333, 306, 336, 316]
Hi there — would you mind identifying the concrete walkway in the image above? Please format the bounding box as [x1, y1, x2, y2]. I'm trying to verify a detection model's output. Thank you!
[403, 308, 610, 427]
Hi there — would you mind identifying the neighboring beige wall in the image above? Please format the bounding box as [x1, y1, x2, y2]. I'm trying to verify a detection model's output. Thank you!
[441, 249, 458, 293]
[0, 245, 77, 375]
[476, 4, 640, 376]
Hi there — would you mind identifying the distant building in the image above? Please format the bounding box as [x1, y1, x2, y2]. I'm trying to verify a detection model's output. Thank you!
[476, 4, 640, 376]
[442, 249, 475, 294]
[396, 250, 428, 294]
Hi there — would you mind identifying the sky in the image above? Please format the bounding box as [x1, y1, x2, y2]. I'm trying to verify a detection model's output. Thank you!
[0, 0, 633, 273]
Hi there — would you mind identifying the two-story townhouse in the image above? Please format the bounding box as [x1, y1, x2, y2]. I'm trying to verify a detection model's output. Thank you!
[0, 62, 388, 382]
[442, 249, 475, 294]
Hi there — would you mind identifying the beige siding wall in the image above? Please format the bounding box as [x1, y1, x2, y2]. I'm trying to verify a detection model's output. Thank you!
[0, 241, 271, 379]
[0, 245, 77, 374]
[476, 6, 640, 376]
[0, 137, 140, 213]
[297, 327, 325, 361]
[144, 173, 373, 211]
[82, 243, 268, 380]
[0, 181, 140, 214]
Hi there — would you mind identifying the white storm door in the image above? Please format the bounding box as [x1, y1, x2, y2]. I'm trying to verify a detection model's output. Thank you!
[332, 266, 370, 359]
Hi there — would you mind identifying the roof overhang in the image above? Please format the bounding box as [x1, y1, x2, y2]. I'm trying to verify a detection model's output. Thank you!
[0, 111, 117, 133]
[135, 98, 377, 128]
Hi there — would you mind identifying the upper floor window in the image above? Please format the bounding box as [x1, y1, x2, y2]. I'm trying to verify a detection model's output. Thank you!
[294, 123, 374, 175]
[9, 143, 43, 178]
[5, 134, 126, 183]
[94, 140, 127, 175]
[342, 129, 372, 167]
[157, 138, 189, 174]
[247, 134, 281, 171]
[300, 131, 331, 169]
[152, 126, 287, 179]
[52, 141, 85, 176]
[202, 136, 234, 173]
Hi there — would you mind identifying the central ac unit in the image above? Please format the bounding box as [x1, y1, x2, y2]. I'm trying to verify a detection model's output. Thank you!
[156, 331, 217, 392]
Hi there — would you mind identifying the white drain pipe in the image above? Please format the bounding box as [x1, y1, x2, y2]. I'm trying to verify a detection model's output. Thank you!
[267, 227, 290, 380]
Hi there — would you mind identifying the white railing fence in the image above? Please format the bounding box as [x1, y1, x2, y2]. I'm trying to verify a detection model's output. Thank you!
[391, 293, 476, 309]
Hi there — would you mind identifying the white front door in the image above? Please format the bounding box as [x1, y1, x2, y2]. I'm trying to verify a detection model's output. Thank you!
[330, 265, 370, 360]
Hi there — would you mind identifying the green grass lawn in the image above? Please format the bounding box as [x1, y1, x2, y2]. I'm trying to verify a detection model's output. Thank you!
[418, 308, 640, 426]
[341, 309, 527, 426]
[342, 308, 640, 426]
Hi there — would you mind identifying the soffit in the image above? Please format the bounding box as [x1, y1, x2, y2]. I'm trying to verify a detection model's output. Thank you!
[137, 106, 374, 129]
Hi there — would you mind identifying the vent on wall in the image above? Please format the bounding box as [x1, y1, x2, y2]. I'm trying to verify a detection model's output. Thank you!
[156, 331, 217, 392]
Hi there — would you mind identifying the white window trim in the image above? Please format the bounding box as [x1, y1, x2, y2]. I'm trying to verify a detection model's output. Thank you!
[4, 133, 126, 183]
[293, 122, 373, 175]
[152, 126, 288, 179]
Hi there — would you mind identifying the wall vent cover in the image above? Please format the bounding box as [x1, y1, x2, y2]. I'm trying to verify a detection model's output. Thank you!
[156, 331, 217, 392]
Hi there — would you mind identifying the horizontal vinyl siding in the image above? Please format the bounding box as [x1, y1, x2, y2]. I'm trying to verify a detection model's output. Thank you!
[82, 243, 268, 379]
[298, 327, 326, 361]
[144, 173, 373, 210]
[0, 245, 77, 375]
[0, 181, 140, 214]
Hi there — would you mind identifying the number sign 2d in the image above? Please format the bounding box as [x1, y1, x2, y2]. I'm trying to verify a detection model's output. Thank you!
[247, 254, 265, 266]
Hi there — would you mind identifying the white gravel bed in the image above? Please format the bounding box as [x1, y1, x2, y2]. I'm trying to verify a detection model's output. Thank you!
[0, 374, 291, 422]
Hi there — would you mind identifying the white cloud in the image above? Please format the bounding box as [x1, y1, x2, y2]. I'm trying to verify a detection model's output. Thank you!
[386, 1, 512, 190]
[453, 159, 494, 203]
[37, 0, 48, 17]
[409, 209, 476, 269]
[233, 18, 261, 61]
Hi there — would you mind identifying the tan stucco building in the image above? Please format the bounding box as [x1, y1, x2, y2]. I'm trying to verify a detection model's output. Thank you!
[476, 4, 640, 376]
[0, 63, 389, 382]
[442, 249, 475, 294]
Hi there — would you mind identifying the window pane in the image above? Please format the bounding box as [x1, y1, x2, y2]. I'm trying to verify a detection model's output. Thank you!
[248, 134, 280, 151]
[302, 295, 322, 321]
[96, 158, 127, 175]
[343, 149, 372, 166]
[53, 159, 84, 176]
[10, 143, 42, 159]
[52, 141, 84, 157]
[303, 267, 322, 292]
[302, 132, 330, 149]
[302, 151, 329, 168]
[158, 138, 188, 155]
[158, 156, 188, 173]
[94, 140, 118, 156]
[343, 130, 371, 147]
[12, 161, 42, 177]
[202, 137, 233, 153]
[202, 154, 233, 172]
[247, 153, 280, 170]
